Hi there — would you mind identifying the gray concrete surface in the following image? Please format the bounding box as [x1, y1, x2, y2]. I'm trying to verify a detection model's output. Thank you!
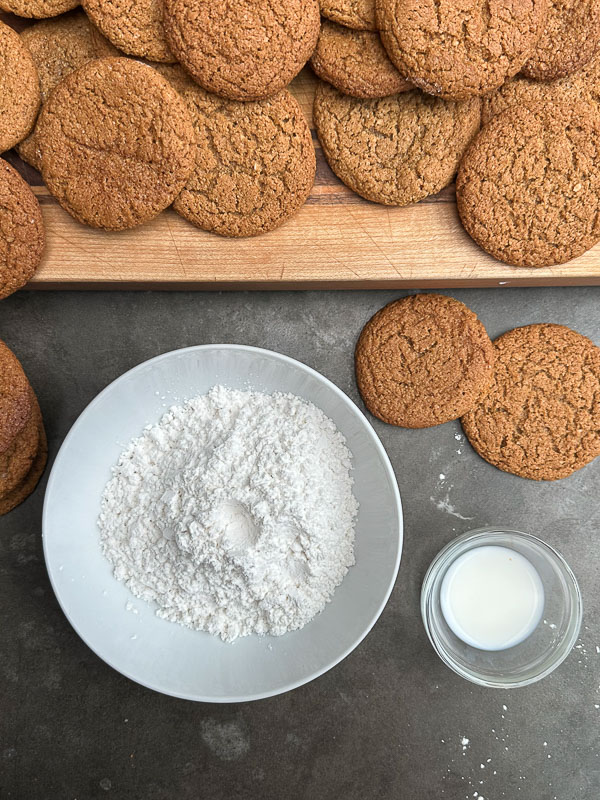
[1, 287, 599, 800]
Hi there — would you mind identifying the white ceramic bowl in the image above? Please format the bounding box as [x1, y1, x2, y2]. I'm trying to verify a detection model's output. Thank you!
[43, 345, 403, 702]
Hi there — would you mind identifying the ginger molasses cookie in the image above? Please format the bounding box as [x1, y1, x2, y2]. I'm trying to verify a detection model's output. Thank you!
[37, 57, 195, 230]
[82, 0, 174, 62]
[462, 324, 600, 481]
[355, 294, 495, 428]
[522, 0, 600, 82]
[0, 159, 45, 299]
[314, 81, 480, 205]
[376, 0, 548, 99]
[0, 0, 77, 18]
[457, 102, 600, 268]
[0, 394, 40, 497]
[0, 340, 33, 454]
[320, 0, 377, 31]
[310, 20, 411, 98]
[481, 53, 600, 125]
[173, 87, 315, 237]
[18, 13, 103, 170]
[0, 406, 47, 515]
[0, 22, 40, 154]
[164, 0, 320, 101]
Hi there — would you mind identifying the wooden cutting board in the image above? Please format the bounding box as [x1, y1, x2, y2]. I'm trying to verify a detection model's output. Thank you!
[4, 12, 600, 289]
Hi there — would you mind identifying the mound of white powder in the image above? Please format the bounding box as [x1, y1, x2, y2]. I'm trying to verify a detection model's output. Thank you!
[98, 385, 358, 642]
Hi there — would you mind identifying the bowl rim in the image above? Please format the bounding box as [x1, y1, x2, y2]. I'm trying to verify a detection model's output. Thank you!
[421, 527, 583, 689]
[42, 343, 403, 702]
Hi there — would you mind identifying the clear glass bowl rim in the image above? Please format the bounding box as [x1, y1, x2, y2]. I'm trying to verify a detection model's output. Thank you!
[421, 527, 583, 689]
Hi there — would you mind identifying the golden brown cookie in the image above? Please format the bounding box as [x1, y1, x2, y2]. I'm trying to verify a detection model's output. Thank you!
[521, 0, 600, 81]
[376, 0, 548, 99]
[173, 87, 315, 237]
[481, 53, 600, 125]
[355, 294, 495, 428]
[310, 20, 411, 98]
[0, 21, 40, 154]
[37, 57, 195, 230]
[457, 102, 600, 268]
[462, 324, 600, 481]
[0, 0, 77, 18]
[320, 0, 377, 31]
[0, 408, 47, 515]
[0, 159, 45, 299]
[18, 13, 104, 171]
[88, 22, 122, 57]
[0, 392, 40, 497]
[314, 81, 480, 205]
[0, 340, 33, 454]
[163, 0, 320, 101]
[82, 0, 174, 62]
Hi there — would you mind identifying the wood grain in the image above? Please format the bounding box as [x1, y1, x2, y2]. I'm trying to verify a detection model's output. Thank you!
[3, 11, 600, 290]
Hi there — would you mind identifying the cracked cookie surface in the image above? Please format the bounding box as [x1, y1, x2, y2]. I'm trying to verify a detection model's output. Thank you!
[310, 19, 411, 98]
[314, 81, 480, 205]
[320, 0, 377, 31]
[457, 102, 600, 268]
[37, 57, 195, 230]
[0, 21, 40, 153]
[376, 0, 548, 99]
[0, 159, 45, 300]
[0, 0, 77, 18]
[83, 0, 174, 61]
[462, 324, 600, 480]
[481, 52, 600, 125]
[355, 294, 495, 428]
[163, 0, 320, 101]
[522, 0, 600, 82]
[18, 13, 105, 170]
[173, 88, 315, 237]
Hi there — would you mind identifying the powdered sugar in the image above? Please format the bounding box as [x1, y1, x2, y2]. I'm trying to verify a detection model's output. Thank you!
[98, 385, 358, 642]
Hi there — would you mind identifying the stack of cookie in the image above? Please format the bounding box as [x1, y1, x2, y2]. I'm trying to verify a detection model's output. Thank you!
[355, 294, 600, 481]
[312, 0, 600, 269]
[0, 0, 320, 244]
[0, 340, 47, 515]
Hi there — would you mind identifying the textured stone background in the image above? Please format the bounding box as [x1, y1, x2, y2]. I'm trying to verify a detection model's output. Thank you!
[1, 287, 599, 799]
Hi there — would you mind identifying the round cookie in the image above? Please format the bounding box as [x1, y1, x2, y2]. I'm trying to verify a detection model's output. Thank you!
[0, 409, 47, 515]
[355, 294, 495, 428]
[0, 21, 41, 154]
[462, 324, 600, 481]
[481, 52, 600, 125]
[0, 394, 40, 497]
[82, 0, 174, 62]
[457, 102, 600, 268]
[0, 340, 33, 454]
[37, 57, 195, 231]
[521, 0, 600, 82]
[314, 81, 480, 205]
[310, 20, 412, 98]
[320, 0, 377, 31]
[18, 13, 104, 171]
[0, 159, 45, 299]
[0, 0, 77, 18]
[163, 0, 320, 101]
[376, 0, 548, 99]
[173, 88, 315, 237]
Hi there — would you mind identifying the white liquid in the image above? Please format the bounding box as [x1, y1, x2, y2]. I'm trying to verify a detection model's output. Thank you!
[440, 545, 545, 651]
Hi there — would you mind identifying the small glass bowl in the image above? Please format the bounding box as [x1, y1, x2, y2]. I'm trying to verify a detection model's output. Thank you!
[421, 528, 582, 688]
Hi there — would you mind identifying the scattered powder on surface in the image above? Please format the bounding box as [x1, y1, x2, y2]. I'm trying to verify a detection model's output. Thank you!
[98, 385, 358, 642]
